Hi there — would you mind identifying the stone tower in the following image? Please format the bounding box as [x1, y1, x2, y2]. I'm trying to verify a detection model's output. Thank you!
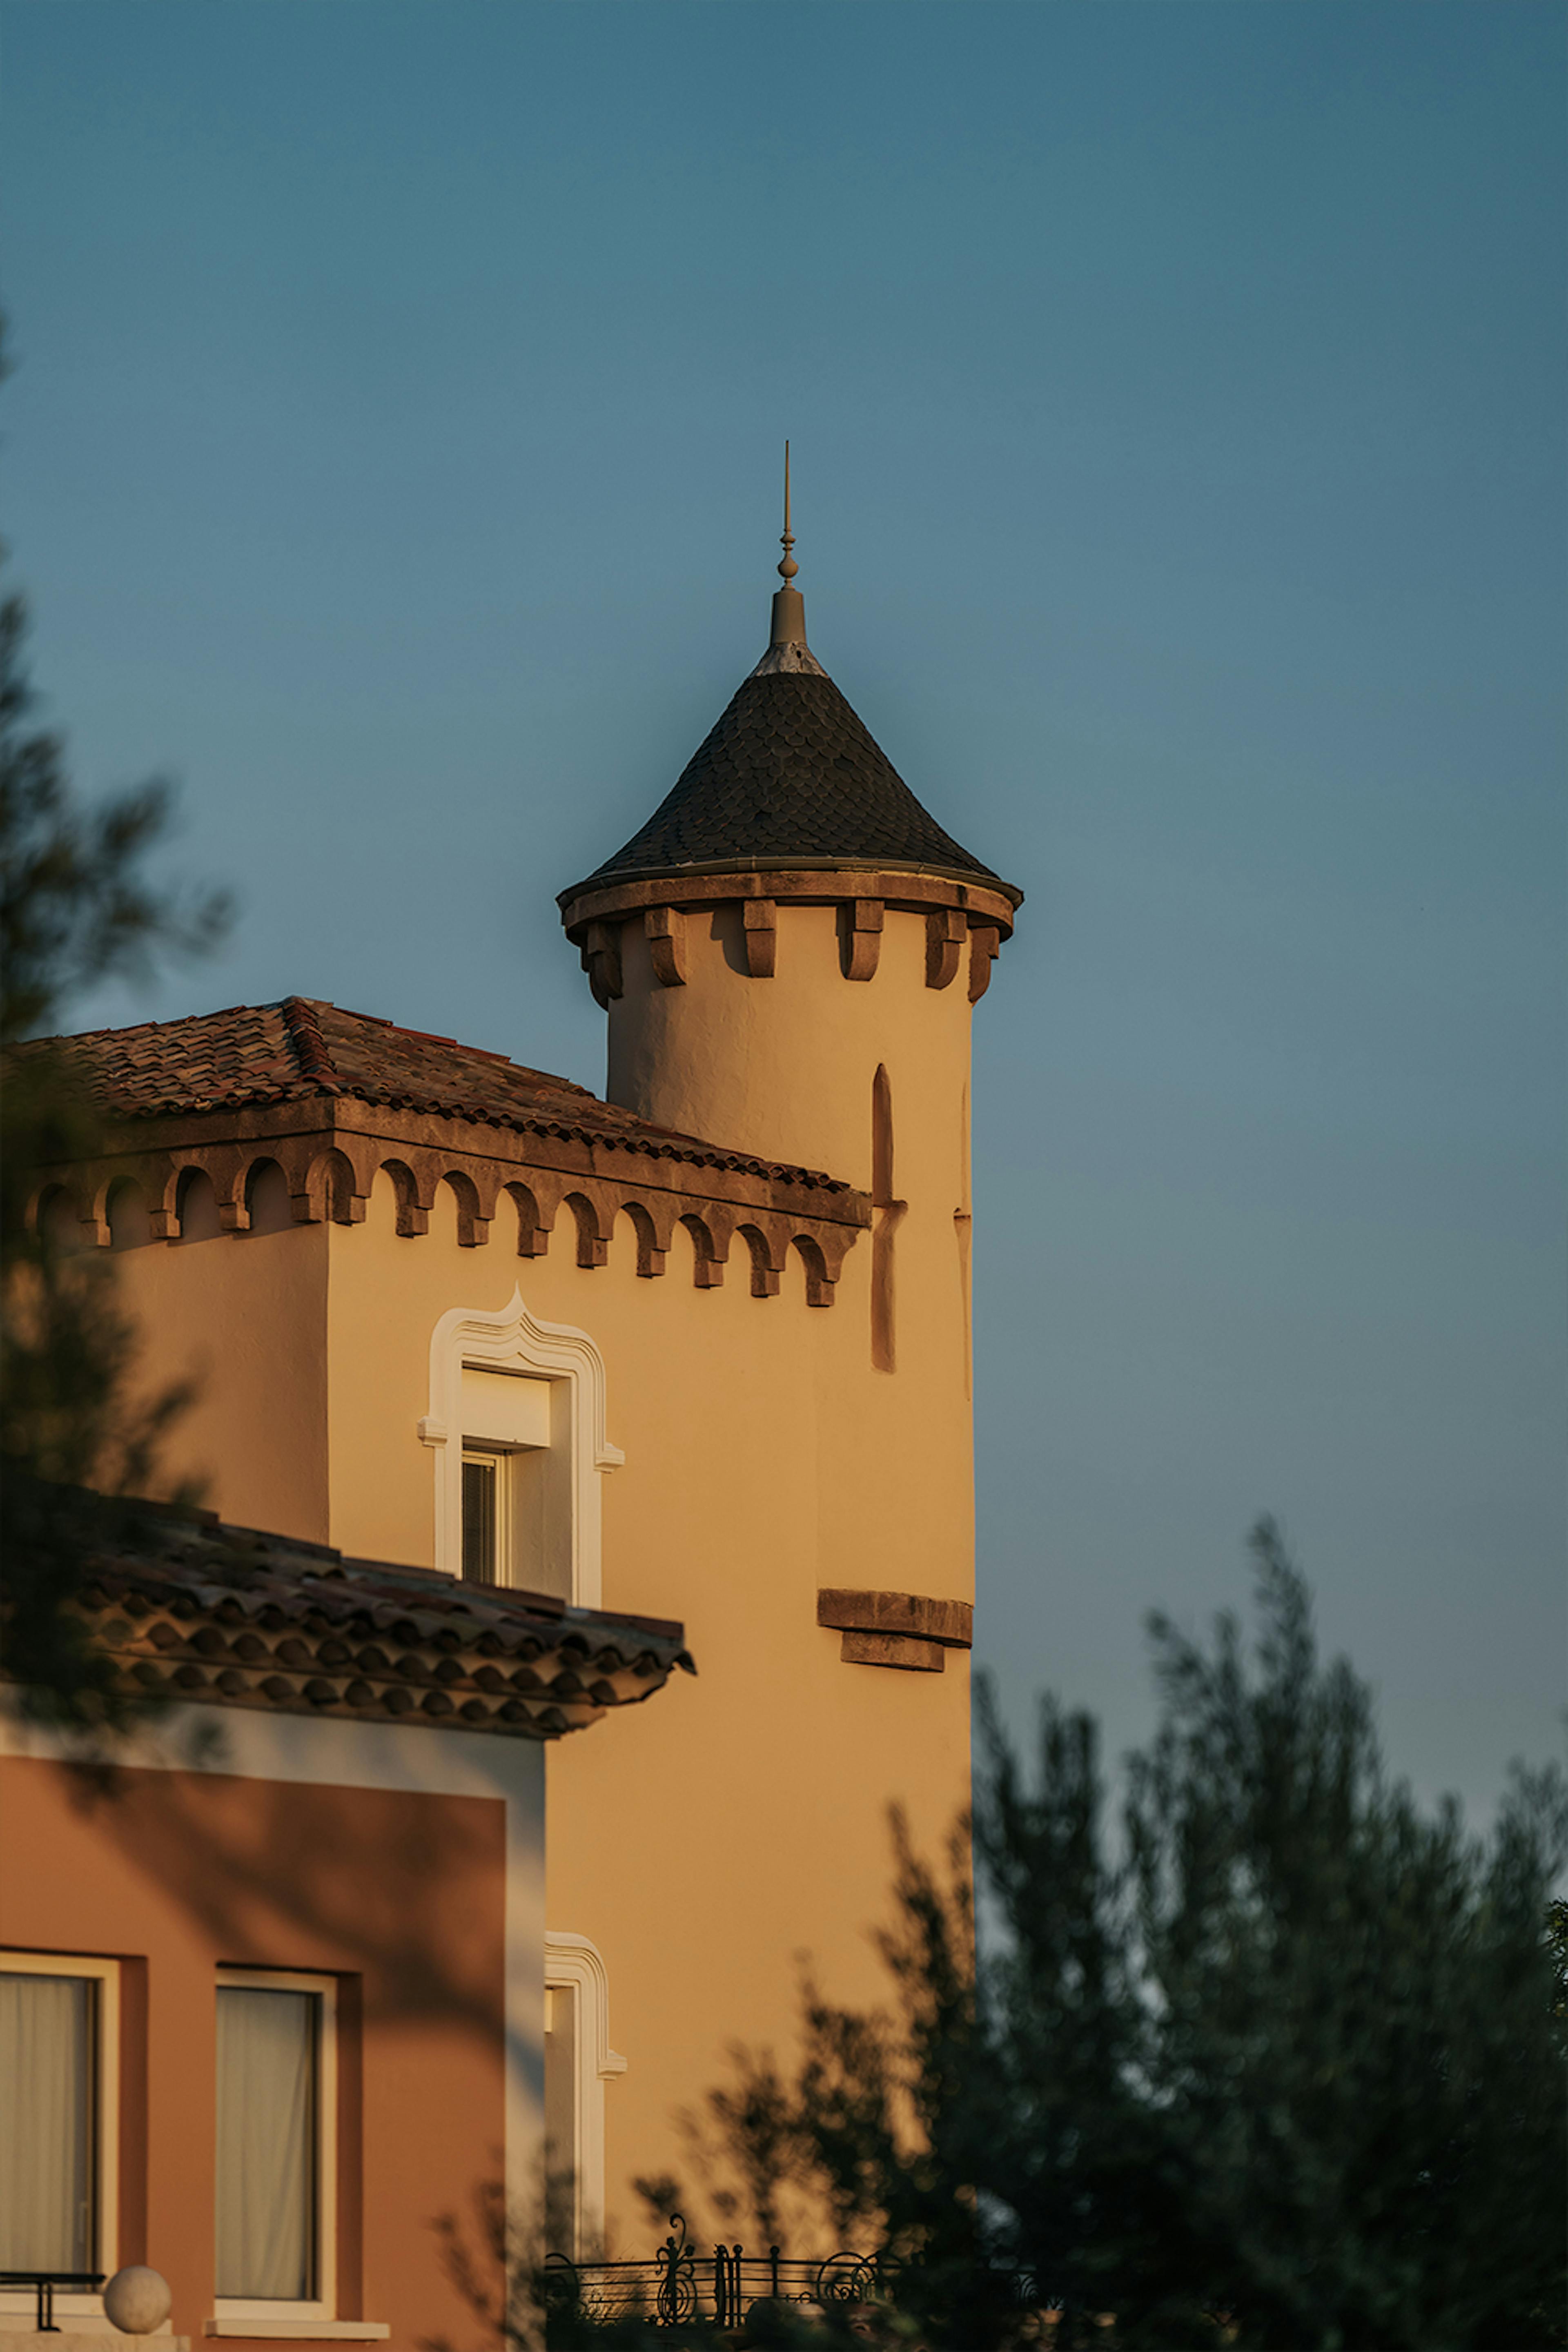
[558, 493, 1022, 1415]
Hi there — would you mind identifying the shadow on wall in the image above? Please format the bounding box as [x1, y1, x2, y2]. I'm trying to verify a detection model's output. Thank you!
[60, 1753, 510, 2044]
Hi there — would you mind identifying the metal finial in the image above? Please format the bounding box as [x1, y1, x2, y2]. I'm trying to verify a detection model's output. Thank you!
[778, 441, 798, 582]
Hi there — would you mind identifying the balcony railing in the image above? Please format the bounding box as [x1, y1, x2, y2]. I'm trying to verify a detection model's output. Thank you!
[0, 2271, 107, 2332]
[542, 2216, 1039, 2332]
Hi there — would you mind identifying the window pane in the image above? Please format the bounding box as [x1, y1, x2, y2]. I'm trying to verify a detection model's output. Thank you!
[0, 1972, 94, 2270]
[216, 1988, 316, 2301]
[462, 1457, 497, 1584]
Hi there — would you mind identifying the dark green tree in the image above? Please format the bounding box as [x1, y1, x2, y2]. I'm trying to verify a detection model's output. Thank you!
[0, 559, 228, 1728]
[690, 1526, 1567, 2350]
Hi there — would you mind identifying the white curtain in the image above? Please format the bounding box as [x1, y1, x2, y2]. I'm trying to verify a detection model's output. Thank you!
[0, 1972, 93, 2269]
[215, 1988, 316, 2301]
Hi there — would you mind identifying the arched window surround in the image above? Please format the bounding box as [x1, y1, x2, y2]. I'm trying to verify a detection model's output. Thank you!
[418, 1287, 624, 1606]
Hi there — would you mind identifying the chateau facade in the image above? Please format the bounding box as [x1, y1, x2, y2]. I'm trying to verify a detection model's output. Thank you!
[0, 527, 1020, 2345]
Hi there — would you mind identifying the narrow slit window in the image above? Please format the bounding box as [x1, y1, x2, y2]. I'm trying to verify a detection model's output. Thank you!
[215, 1986, 318, 2302]
[461, 1454, 499, 1584]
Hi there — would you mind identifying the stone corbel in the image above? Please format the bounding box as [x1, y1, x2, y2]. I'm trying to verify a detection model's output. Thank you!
[841, 898, 884, 982]
[742, 898, 777, 978]
[582, 921, 624, 1008]
[925, 908, 966, 990]
[644, 904, 687, 987]
[968, 924, 1000, 1004]
[817, 1587, 974, 1673]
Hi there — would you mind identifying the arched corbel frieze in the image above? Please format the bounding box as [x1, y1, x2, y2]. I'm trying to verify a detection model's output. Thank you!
[737, 1220, 785, 1299]
[38, 1134, 859, 1307]
[678, 1211, 726, 1290]
[563, 1189, 611, 1271]
[298, 1143, 367, 1226]
[379, 1158, 430, 1238]
[441, 1169, 490, 1249]
[501, 1178, 552, 1259]
[619, 1198, 670, 1279]
[791, 1232, 843, 1309]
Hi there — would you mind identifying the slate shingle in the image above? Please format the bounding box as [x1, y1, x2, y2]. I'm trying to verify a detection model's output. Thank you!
[579, 669, 1008, 888]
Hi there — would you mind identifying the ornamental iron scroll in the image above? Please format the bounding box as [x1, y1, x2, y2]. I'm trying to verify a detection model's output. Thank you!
[655, 2215, 699, 2327]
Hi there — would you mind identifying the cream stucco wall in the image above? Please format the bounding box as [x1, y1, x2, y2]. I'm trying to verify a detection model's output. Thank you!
[114, 1218, 330, 1541]
[92, 898, 989, 2247]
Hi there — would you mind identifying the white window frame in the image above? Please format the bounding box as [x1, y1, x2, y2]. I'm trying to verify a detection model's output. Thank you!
[213, 1969, 337, 2330]
[419, 1289, 624, 1606]
[0, 1951, 120, 2328]
[543, 1934, 626, 2259]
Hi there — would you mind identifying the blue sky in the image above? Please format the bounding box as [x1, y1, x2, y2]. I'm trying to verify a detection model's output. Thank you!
[5, 0, 1562, 1818]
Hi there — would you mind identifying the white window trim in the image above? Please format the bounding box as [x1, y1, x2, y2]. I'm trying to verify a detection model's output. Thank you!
[419, 1289, 624, 1606]
[0, 1950, 119, 2327]
[213, 1969, 337, 2329]
[544, 1933, 626, 2259]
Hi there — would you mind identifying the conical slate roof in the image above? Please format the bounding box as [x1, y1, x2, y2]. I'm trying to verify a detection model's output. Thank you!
[577, 662, 1011, 893]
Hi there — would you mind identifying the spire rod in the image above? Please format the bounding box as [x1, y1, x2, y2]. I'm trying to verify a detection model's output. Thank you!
[779, 440, 798, 583]
[768, 440, 808, 652]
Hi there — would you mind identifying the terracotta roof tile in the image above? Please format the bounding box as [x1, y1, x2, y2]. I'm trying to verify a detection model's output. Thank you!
[32, 997, 852, 1194]
[43, 1501, 695, 1742]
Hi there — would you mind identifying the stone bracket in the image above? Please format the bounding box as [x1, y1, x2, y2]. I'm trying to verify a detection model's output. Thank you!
[817, 1587, 973, 1668]
[925, 907, 967, 989]
[582, 921, 623, 1008]
[838, 1629, 947, 1672]
[968, 924, 1000, 1003]
[742, 898, 777, 978]
[644, 905, 687, 987]
[840, 898, 884, 982]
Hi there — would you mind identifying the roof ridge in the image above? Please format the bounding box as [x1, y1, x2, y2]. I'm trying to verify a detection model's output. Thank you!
[280, 996, 343, 1092]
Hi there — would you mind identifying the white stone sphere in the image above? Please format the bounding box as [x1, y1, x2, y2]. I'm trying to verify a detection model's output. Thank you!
[104, 2267, 172, 2336]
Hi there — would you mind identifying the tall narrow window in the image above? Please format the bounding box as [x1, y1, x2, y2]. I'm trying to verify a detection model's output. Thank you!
[0, 1971, 95, 2269]
[216, 1980, 330, 2307]
[543, 1984, 578, 2252]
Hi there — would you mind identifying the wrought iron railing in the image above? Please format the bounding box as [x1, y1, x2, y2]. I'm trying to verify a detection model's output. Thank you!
[542, 2215, 891, 2330]
[0, 2271, 107, 2332]
[543, 2215, 1040, 2332]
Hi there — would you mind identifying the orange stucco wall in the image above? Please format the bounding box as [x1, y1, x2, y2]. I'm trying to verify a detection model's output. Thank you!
[0, 1754, 508, 2348]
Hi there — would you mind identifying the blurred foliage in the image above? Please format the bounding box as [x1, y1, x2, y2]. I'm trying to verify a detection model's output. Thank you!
[0, 534, 229, 1729]
[679, 1525, 1568, 2350]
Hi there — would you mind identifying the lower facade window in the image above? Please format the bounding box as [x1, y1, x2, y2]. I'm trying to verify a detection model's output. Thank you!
[0, 1952, 118, 2300]
[543, 1981, 577, 2247]
[215, 1971, 336, 2318]
[543, 1934, 624, 2260]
